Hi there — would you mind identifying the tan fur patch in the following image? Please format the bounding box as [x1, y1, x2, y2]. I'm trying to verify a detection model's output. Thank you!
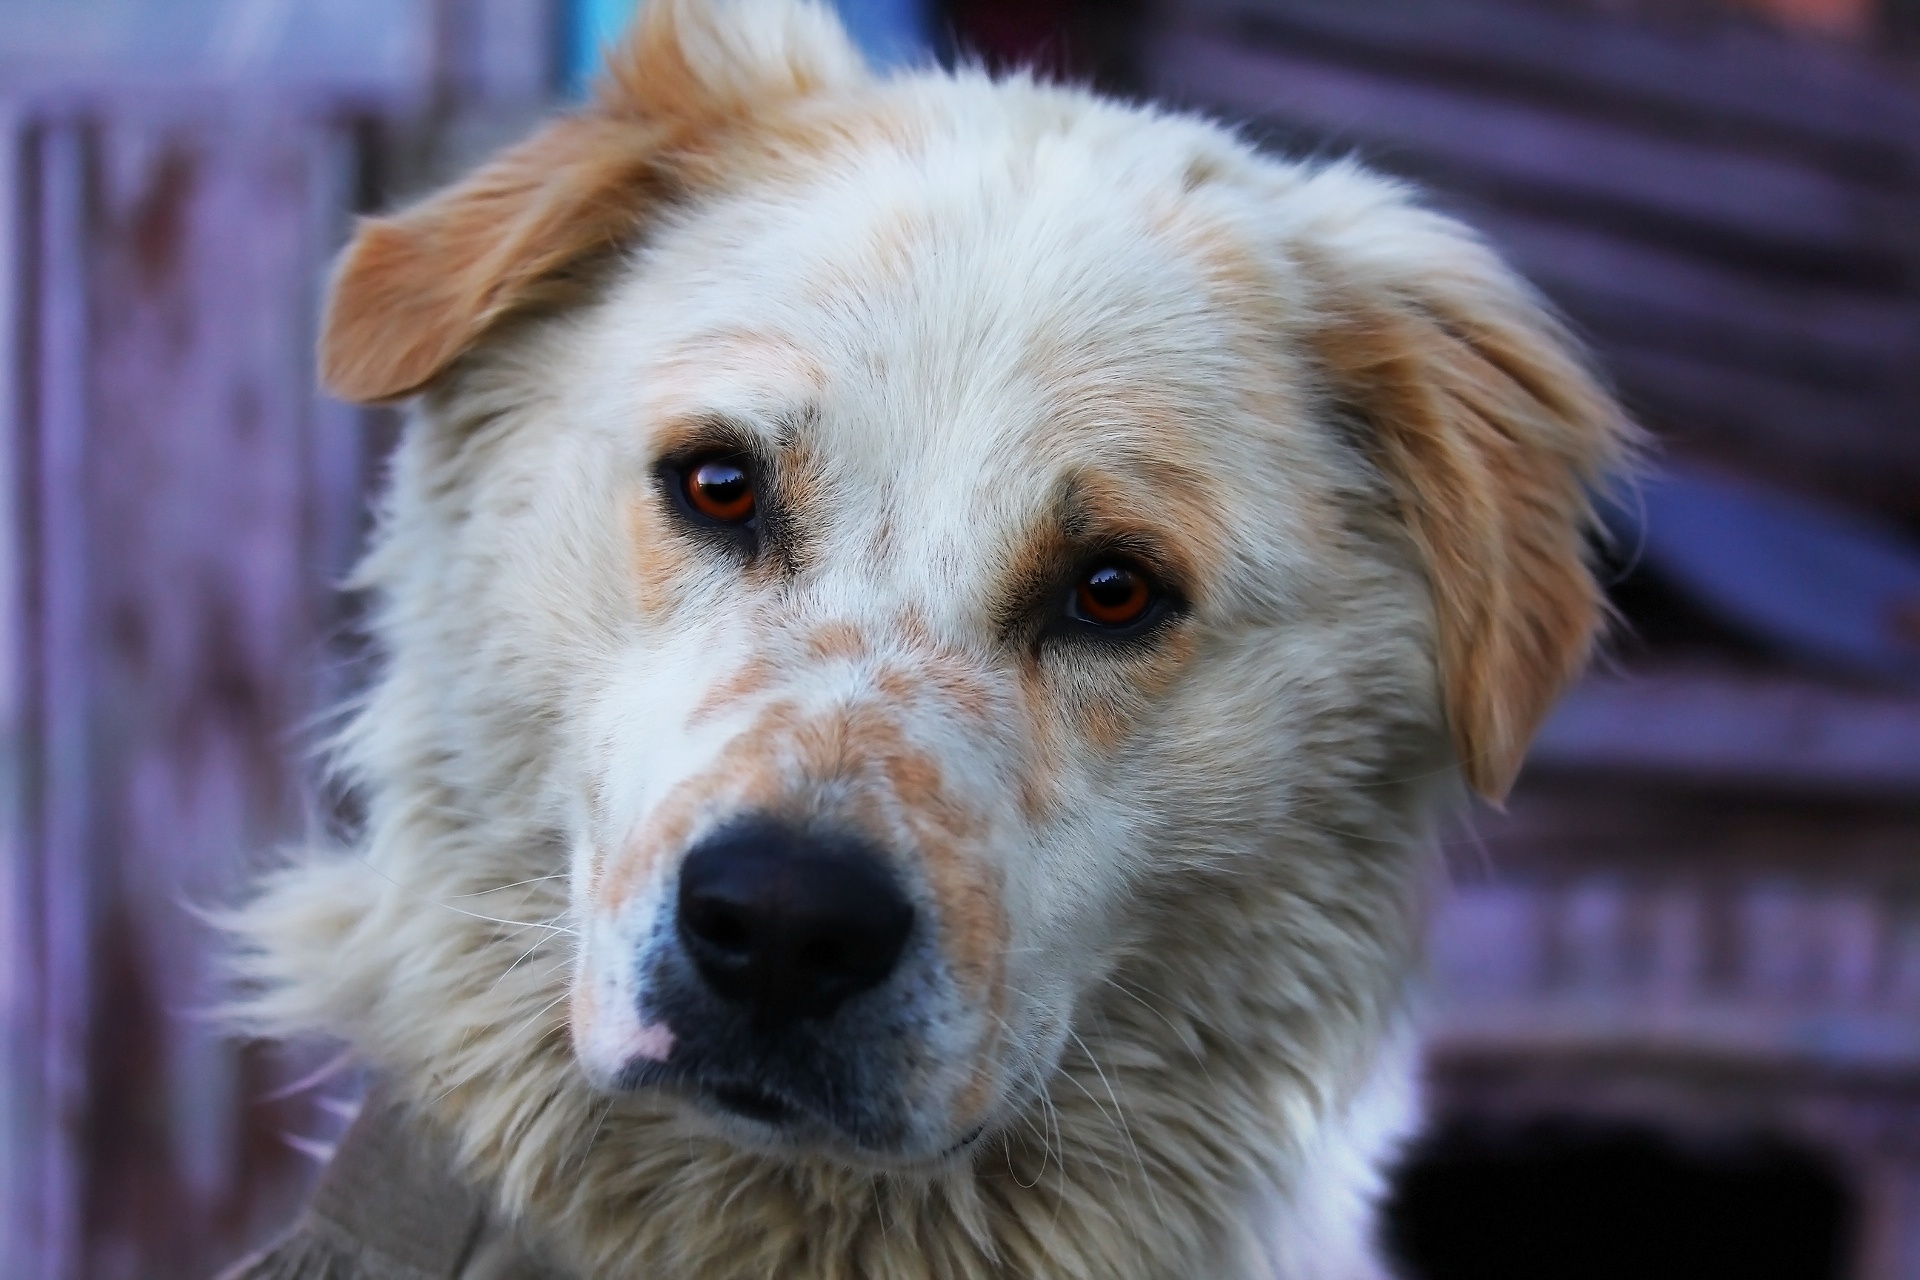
[1015, 658, 1066, 823]
[627, 493, 690, 619]
[319, 1, 869, 404]
[604, 691, 1008, 1015]
[598, 699, 804, 916]
[879, 612, 996, 722]
[685, 655, 776, 727]
[924, 662, 993, 723]
[774, 699, 1007, 1002]
[321, 114, 673, 402]
[805, 619, 868, 662]
[1298, 237, 1633, 798]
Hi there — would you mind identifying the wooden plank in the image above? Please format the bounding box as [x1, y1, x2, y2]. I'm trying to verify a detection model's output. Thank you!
[0, 99, 37, 1280]
[1143, 20, 1920, 507]
[1427, 1002, 1920, 1076]
[1151, 29, 1917, 267]
[32, 115, 95, 1280]
[1173, 0, 1920, 165]
[1599, 345, 1920, 487]
[1525, 669, 1920, 795]
[1470, 207, 1920, 379]
[0, 89, 390, 1279]
[72, 102, 352, 1278]
[1431, 877, 1920, 1073]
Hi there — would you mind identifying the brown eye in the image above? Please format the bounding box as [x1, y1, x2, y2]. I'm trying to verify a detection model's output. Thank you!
[685, 457, 756, 523]
[1075, 563, 1153, 628]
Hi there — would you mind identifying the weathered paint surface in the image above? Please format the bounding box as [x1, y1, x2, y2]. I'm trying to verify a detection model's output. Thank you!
[0, 95, 377, 1280]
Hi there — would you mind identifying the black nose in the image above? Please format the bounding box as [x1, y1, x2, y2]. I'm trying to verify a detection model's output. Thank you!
[676, 819, 914, 1027]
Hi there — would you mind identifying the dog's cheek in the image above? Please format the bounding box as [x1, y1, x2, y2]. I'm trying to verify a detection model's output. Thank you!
[570, 882, 683, 1085]
[625, 493, 699, 622]
[1011, 629, 1201, 847]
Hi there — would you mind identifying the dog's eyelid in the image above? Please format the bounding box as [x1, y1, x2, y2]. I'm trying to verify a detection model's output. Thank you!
[655, 423, 763, 468]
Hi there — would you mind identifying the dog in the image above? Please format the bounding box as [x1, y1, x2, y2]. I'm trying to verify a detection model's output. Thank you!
[228, 2, 1629, 1276]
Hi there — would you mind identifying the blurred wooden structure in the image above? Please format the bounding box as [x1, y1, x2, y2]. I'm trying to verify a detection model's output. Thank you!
[1148, 1, 1920, 1276]
[0, 93, 375, 1280]
[1152, 0, 1920, 524]
[0, 5, 561, 1277]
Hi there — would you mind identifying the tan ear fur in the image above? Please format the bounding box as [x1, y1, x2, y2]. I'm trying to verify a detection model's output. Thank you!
[1301, 193, 1633, 800]
[319, 0, 866, 403]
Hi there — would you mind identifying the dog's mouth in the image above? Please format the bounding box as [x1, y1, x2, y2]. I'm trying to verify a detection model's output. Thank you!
[706, 1081, 799, 1126]
[675, 1075, 989, 1167]
[940, 1124, 988, 1158]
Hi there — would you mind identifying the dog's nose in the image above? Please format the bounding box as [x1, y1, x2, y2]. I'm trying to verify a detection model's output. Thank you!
[676, 819, 913, 1026]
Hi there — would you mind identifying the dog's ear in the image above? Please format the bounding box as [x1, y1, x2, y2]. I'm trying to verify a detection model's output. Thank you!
[319, 0, 866, 403]
[1297, 173, 1633, 801]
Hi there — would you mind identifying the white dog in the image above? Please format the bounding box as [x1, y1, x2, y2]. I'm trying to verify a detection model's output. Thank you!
[228, 2, 1628, 1276]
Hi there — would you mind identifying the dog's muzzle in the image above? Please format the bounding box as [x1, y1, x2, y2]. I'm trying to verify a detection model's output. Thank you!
[625, 814, 940, 1152]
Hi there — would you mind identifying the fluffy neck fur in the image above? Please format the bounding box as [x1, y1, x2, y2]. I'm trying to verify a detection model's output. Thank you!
[240, 830, 1425, 1279]
[232, 383, 1437, 1280]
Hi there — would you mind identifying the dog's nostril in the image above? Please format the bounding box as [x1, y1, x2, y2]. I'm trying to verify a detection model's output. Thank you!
[684, 901, 753, 958]
[676, 818, 913, 1027]
[797, 937, 845, 973]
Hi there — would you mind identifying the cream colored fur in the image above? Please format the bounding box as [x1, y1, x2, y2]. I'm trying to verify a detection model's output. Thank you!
[230, 3, 1629, 1276]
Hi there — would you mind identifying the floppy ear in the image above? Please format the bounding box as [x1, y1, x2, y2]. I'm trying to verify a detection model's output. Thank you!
[1296, 172, 1634, 801]
[319, 0, 866, 403]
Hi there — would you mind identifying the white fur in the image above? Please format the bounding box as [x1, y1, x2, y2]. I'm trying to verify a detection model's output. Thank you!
[229, 4, 1619, 1276]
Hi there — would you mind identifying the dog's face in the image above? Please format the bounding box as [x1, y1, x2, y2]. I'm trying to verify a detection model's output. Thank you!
[319, 1, 1624, 1172]
[551, 150, 1369, 1164]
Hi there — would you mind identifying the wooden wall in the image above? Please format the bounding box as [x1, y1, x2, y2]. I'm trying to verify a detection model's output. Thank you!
[0, 92, 379, 1280]
[1148, 0, 1920, 526]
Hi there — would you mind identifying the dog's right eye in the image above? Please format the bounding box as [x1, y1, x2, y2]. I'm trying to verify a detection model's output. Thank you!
[1075, 564, 1152, 628]
[682, 456, 757, 524]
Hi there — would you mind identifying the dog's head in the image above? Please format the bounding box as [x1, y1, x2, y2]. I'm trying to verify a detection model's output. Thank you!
[319, 0, 1626, 1171]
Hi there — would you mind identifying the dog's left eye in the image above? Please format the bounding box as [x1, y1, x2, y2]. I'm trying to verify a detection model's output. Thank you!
[1071, 562, 1157, 630]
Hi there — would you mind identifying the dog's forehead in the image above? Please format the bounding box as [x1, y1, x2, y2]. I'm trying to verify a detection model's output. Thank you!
[611, 125, 1289, 573]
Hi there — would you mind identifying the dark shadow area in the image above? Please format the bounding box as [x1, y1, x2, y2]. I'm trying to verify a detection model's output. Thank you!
[1384, 1118, 1855, 1280]
[1605, 558, 1778, 667]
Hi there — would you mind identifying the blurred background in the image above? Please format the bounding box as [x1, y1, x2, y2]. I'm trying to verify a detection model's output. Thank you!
[1, 0, 1917, 1276]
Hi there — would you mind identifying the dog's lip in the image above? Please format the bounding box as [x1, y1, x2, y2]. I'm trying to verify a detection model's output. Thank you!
[938, 1124, 988, 1158]
[694, 1079, 991, 1165]
[704, 1081, 800, 1126]
[621, 1064, 807, 1129]
[615, 1060, 987, 1166]
[647, 1068, 823, 1136]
